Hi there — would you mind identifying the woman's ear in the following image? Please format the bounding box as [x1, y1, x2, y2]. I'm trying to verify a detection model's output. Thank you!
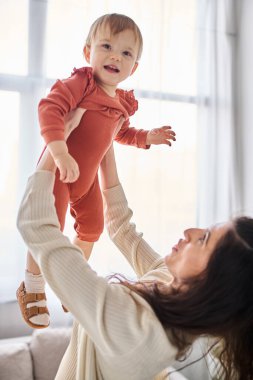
[130, 62, 139, 76]
[83, 45, 91, 63]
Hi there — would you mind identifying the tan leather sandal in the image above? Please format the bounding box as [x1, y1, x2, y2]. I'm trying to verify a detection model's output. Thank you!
[16, 281, 50, 329]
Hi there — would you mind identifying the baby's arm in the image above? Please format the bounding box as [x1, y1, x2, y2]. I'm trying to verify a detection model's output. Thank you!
[39, 69, 91, 182]
[47, 108, 86, 183]
[115, 119, 176, 149]
[146, 126, 176, 146]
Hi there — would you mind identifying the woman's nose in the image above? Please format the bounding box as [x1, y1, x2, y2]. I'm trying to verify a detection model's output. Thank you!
[183, 228, 191, 241]
[183, 228, 204, 241]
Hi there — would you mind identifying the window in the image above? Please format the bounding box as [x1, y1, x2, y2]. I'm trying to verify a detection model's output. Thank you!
[0, 0, 197, 297]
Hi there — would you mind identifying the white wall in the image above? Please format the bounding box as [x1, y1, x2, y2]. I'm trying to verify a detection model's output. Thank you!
[236, 0, 253, 215]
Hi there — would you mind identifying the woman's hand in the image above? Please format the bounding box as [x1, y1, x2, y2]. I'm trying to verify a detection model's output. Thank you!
[64, 108, 86, 139]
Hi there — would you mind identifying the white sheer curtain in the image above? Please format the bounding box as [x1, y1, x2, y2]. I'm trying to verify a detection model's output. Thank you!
[197, 0, 240, 226]
[0, 0, 197, 302]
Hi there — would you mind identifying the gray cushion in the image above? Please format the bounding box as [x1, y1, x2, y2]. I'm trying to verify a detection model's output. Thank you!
[0, 342, 33, 380]
[30, 327, 71, 380]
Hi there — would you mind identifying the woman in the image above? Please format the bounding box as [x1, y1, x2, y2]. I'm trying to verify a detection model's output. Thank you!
[17, 133, 253, 379]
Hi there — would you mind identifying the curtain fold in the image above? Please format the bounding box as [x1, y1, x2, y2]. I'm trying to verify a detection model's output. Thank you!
[197, 0, 240, 226]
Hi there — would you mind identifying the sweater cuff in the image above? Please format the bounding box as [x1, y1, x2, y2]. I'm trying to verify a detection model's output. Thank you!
[102, 184, 127, 205]
[27, 171, 55, 193]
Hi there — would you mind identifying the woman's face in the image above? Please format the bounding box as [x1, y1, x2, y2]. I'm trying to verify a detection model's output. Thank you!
[165, 223, 231, 283]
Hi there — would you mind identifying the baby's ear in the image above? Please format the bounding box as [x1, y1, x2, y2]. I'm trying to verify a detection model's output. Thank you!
[130, 62, 138, 76]
[83, 46, 91, 63]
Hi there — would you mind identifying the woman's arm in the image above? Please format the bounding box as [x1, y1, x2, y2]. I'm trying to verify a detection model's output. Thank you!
[100, 145, 166, 278]
[17, 167, 175, 368]
[36, 147, 57, 173]
[100, 144, 120, 190]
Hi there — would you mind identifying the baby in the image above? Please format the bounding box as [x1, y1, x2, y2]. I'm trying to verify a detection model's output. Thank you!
[17, 13, 176, 328]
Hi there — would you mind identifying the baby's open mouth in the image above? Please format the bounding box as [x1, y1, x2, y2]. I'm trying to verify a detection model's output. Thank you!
[104, 65, 120, 73]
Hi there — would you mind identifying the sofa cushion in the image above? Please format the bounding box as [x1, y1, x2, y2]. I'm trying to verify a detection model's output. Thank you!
[30, 327, 71, 380]
[0, 341, 33, 380]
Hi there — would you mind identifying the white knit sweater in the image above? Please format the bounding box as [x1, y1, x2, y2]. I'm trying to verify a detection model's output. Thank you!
[17, 170, 177, 380]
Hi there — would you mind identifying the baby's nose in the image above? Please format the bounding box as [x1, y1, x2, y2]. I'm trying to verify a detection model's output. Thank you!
[110, 53, 121, 61]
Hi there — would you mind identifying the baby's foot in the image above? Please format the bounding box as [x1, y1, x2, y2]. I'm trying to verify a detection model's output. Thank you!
[16, 272, 50, 328]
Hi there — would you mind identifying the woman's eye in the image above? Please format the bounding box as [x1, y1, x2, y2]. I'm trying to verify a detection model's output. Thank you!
[199, 233, 206, 242]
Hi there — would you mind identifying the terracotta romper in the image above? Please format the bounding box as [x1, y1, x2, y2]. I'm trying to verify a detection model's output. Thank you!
[39, 67, 149, 241]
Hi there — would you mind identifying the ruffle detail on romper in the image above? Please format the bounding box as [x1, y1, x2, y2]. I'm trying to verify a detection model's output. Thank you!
[71, 66, 96, 97]
[117, 89, 138, 116]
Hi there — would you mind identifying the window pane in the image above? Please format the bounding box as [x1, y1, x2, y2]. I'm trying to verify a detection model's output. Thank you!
[0, 1, 197, 291]
[115, 98, 197, 253]
[0, 0, 28, 75]
[84, 100, 197, 277]
[126, 0, 196, 95]
[45, 0, 196, 97]
[45, 0, 89, 78]
[0, 91, 25, 301]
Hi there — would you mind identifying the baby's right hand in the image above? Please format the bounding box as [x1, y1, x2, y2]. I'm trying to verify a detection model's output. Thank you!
[55, 152, 80, 183]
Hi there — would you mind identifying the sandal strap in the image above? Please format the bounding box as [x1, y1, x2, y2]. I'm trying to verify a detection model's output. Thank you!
[22, 292, 47, 303]
[17, 282, 47, 303]
[25, 306, 49, 319]
[16, 281, 50, 329]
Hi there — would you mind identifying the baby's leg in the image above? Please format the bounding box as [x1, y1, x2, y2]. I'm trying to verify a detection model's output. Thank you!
[73, 238, 94, 261]
[70, 174, 104, 260]
[19, 251, 49, 328]
[17, 170, 69, 328]
[17, 248, 50, 328]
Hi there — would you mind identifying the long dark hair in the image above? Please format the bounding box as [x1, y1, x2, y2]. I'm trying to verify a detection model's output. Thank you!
[123, 216, 253, 380]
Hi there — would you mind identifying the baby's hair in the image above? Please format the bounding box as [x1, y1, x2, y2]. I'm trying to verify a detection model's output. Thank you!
[85, 13, 143, 61]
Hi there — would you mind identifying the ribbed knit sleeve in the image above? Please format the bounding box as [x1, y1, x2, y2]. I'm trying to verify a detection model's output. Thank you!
[17, 171, 177, 380]
[103, 184, 169, 278]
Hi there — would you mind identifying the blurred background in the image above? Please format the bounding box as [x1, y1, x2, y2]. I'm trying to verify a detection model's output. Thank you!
[0, 0, 252, 336]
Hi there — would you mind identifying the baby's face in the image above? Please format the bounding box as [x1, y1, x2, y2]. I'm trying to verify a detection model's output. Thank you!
[84, 25, 139, 95]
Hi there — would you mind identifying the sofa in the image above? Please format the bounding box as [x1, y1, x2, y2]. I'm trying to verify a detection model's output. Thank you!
[0, 295, 213, 380]
[0, 325, 215, 380]
[0, 327, 72, 380]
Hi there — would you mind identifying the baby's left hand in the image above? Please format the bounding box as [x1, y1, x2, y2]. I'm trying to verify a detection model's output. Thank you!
[146, 126, 176, 146]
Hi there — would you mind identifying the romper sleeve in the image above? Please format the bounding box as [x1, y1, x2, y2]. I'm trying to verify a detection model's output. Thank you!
[39, 67, 95, 144]
[114, 90, 150, 149]
[103, 184, 166, 278]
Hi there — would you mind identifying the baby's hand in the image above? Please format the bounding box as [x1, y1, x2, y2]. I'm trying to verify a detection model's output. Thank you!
[146, 126, 176, 146]
[55, 152, 80, 183]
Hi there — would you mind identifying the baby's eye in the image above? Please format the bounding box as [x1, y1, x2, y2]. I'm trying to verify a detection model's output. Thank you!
[123, 50, 132, 57]
[102, 43, 111, 50]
